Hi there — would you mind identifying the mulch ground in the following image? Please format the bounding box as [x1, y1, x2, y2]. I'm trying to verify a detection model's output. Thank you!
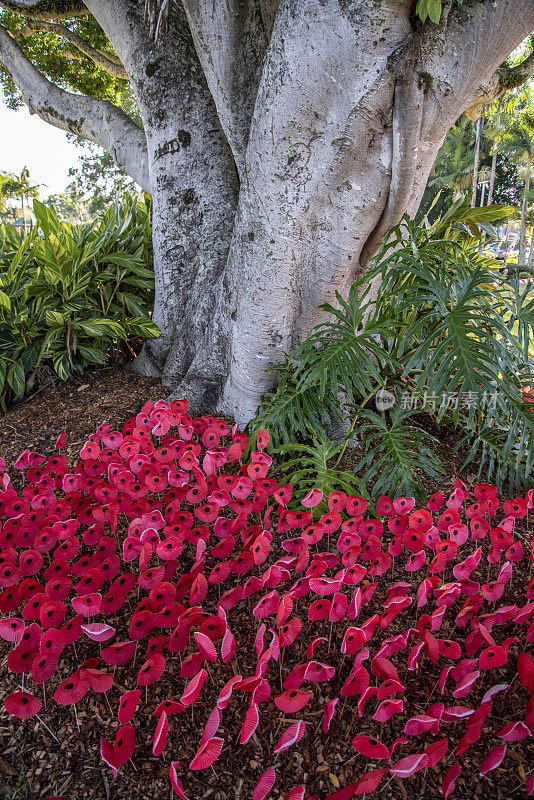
[0, 365, 532, 800]
[0, 365, 166, 482]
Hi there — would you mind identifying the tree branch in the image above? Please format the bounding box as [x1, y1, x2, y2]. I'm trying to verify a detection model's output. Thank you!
[181, 0, 277, 177]
[360, 71, 424, 266]
[15, 19, 127, 78]
[0, 22, 150, 191]
[466, 50, 534, 120]
[420, 0, 534, 129]
[0, 0, 87, 19]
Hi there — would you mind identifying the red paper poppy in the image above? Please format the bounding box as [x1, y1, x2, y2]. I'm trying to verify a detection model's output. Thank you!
[273, 688, 312, 713]
[189, 736, 224, 770]
[19, 550, 44, 576]
[341, 627, 366, 655]
[479, 645, 508, 670]
[101, 640, 137, 666]
[137, 653, 166, 685]
[352, 735, 389, 760]
[341, 666, 370, 697]
[181, 668, 208, 706]
[0, 617, 24, 642]
[54, 671, 89, 705]
[303, 661, 335, 682]
[4, 691, 42, 719]
[39, 599, 67, 630]
[152, 699, 185, 716]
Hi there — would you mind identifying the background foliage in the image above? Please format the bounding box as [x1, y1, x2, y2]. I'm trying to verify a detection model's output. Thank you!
[0, 197, 159, 409]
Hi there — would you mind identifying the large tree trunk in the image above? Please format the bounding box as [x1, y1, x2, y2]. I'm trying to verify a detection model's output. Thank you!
[4, 0, 534, 424]
[163, 0, 534, 423]
[85, 1, 239, 408]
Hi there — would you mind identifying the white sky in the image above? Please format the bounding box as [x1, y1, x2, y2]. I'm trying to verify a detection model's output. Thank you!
[0, 93, 81, 198]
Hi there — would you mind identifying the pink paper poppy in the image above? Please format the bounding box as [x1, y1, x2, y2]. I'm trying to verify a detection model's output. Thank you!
[54, 671, 89, 705]
[4, 691, 42, 719]
[189, 736, 224, 770]
[373, 698, 404, 722]
[137, 653, 166, 685]
[71, 593, 102, 617]
[273, 720, 305, 753]
[274, 689, 312, 713]
[253, 766, 276, 800]
[181, 668, 208, 706]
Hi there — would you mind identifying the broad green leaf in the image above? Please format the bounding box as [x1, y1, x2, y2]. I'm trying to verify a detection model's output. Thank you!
[77, 318, 126, 338]
[0, 290, 11, 311]
[427, 0, 442, 24]
[46, 310, 66, 327]
[77, 345, 108, 364]
[52, 352, 71, 381]
[125, 316, 161, 338]
[6, 361, 25, 395]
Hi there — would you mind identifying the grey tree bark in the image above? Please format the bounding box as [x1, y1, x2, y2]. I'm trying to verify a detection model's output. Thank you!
[1, 0, 534, 423]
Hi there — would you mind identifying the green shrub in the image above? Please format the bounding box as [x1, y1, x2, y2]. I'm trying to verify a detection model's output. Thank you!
[250, 200, 534, 498]
[0, 197, 159, 408]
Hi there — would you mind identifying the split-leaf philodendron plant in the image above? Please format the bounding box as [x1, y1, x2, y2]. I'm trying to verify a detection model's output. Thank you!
[251, 200, 534, 499]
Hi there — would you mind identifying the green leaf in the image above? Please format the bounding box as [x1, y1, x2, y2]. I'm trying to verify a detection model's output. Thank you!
[104, 253, 142, 270]
[52, 352, 71, 381]
[415, 0, 442, 23]
[275, 436, 367, 510]
[0, 290, 11, 311]
[122, 277, 155, 290]
[32, 199, 61, 238]
[76, 318, 126, 338]
[117, 291, 150, 317]
[45, 310, 66, 327]
[77, 345, 108, 364]
[124, 316, 161, 338]
[427, 0, 442, 24]
[6, 360, 25, 396]
[353, 407, 444, 500]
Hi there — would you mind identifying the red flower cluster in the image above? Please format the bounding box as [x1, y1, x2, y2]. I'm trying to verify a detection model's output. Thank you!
[1, 400, 534, 800]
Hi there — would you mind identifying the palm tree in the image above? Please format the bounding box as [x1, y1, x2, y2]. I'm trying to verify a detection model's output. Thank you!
[470, 111, 485, 208]
[483, 99, 522, 206]
[501, 112, 534, 266]
[0, 174, 8, 215]
[429, 117, 476, 200]
[483, 107, 508, 207]
[0, 166, 40, 235]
